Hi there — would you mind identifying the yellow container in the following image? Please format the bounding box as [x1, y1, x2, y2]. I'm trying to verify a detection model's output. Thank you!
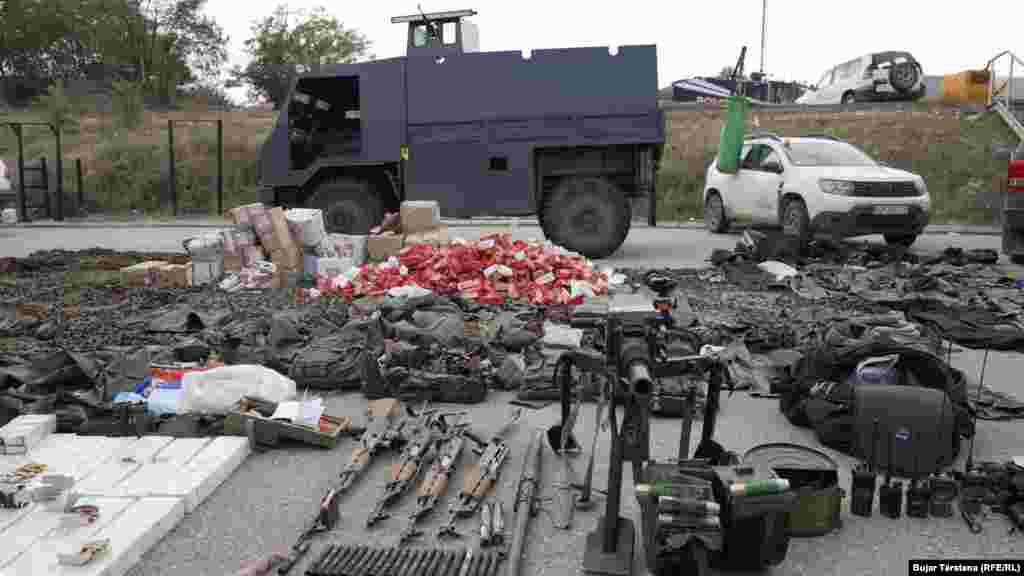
[942, 70, 990, 105]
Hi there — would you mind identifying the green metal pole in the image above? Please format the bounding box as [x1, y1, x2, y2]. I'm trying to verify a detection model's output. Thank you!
[54, 124, 63, 221]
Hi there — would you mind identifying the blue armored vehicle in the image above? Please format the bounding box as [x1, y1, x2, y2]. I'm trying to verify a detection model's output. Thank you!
[257, 8, 665, 258]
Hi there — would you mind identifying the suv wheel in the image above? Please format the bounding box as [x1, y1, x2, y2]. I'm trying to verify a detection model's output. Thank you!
[308, 177, 385, 235]
[781, 198, 810, 243]
[542, 176, 631, 259]
[841, 92, 857, 105]
[704, 192, 728, 233]
[890, 62, 920, 93]
[884, 233, 918, 247]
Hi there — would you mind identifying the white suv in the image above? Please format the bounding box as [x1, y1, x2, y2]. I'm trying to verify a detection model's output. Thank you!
[703, 134, 931, 246]
[796, 51, 925, 105]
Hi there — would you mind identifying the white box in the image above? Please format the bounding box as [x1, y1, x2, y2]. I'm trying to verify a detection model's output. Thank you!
[320, 234, 367, 265]
[316, 257, 354, 278]
[191, 257, 224, 286]
[285, 208, 326, 247]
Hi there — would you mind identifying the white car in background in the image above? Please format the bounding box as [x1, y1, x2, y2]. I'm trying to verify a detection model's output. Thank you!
[703, 133, 931, 246]
[796, 51, 926, 105]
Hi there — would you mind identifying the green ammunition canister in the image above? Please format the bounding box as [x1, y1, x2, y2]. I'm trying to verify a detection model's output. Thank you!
[657, 513, 721, 528]
[658, 496, 721, 516]
[729, 479, 790, 497]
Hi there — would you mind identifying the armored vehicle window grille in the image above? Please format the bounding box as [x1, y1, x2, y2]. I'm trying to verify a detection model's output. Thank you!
[852, 181, 918, 197]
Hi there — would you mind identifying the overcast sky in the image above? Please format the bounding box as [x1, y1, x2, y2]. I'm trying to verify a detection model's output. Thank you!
[204, 0, 1023, 102]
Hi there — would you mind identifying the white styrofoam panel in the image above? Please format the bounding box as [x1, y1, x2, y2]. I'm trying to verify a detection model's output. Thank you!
[77, 437, 174, 496]
[0, 503, 72, 568]
[65, 497, 185, 576]
[0, 453, 29, 472]
[29, 436, 137, 483]
[149, 438, 211, 466]
[1, 497, 134, 575]
[115, 437, 247, 512]
[0, 503, 36, 535]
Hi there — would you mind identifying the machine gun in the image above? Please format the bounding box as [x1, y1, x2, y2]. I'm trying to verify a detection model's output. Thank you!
[366, 407, 467, 527]
[276, 399, 408, 575]
[552, 285, 736, 576]
[437, 408, 522, 539]
[397, 413, 473, 544]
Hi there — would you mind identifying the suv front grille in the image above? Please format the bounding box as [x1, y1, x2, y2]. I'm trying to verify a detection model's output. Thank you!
[852, 181, 919, 197]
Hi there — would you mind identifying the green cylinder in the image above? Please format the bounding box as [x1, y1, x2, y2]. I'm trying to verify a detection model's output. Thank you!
[717, 95, 750, 174]
[730, 479, 790, 497]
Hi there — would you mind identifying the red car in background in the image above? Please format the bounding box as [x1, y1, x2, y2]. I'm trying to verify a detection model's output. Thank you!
[1006, 143, 1024, 264]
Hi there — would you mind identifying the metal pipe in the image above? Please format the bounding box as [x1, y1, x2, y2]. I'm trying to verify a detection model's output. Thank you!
[15, 126, 27, 222]
[760, 0, 767, 74]
[506, 430, 543, 576]
[602, 380, 623, 553]
[75, 158, 83, 215]
[626, 361, 653, 397]
[53, 124, 63, 221]
[319, 545, 350, 576]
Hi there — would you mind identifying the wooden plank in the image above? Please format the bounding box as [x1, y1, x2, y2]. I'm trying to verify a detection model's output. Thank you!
[77, 437, 174, 497]
[115, 438, 241, 511]
[0, 497, 134, 574]
[58, 497, 185, 576]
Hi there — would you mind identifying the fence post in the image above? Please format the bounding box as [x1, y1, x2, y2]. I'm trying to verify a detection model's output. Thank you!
[39, 156, 50, 219]
[54, 125, 63, 221]
[168, 119, 177, 216]
[14, 125, 27, 223]
[216, 119, 224, 215]
[75, 159, 84, 213]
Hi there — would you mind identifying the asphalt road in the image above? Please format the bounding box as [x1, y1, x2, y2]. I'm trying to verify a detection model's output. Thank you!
[3, 223, 1023, 576]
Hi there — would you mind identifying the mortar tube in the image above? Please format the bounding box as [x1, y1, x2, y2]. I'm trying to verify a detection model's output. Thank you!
[437, 549, 458, 576]
[424, 548, 447, 576]
[351, 548, 382, 576]
[380, 547, 408, 576]
[363, 548, 394, 576]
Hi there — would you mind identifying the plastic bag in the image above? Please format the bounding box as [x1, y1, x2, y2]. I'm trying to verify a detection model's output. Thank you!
[179, 365, 296, 414]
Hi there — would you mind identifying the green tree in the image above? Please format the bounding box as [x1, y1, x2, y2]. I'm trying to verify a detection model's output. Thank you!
[229, 4, 371, 108]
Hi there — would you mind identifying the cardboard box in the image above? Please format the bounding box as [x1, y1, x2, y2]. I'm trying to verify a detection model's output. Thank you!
[157, 264, 192, 288]
[15, 302, 49, 322]
[121, 261, 167, 288]
[270, 246, 302, 272]
[319, 234, 367, 265]
[225, 202, 264, 229]
[285, 208, 327, 247]
[260, 206, 299, 255]
[224, 254, 243, 273]
[400, 201, 441, 234]
[367, 232, 404, 261]
[404, 224, 449, 247]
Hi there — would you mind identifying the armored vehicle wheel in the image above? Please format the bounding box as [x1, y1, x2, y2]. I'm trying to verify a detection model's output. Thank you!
[542, 176, 631, 259]
[308, 177, 385, 235]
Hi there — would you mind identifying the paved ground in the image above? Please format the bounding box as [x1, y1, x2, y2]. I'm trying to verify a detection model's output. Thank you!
[3, 223, 1023, 575]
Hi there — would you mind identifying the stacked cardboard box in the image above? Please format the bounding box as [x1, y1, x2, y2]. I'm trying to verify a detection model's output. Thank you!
[121, 261, 168, 288]
[365, 201, 448, 261]
[156, 263, 193, 288]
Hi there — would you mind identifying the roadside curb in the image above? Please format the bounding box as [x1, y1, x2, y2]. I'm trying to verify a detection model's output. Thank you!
[6, 218, 1004, 236]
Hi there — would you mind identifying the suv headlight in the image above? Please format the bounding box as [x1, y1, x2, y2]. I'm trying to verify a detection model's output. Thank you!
[819, 179, 855, 196]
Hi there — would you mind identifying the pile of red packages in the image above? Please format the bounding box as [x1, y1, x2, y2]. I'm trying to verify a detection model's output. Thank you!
[319, 234, 609, 306]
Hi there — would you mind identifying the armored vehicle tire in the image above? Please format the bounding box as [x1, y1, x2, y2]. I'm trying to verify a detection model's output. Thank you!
[308, 177, 385, 235]
[542, 176, 631, 259]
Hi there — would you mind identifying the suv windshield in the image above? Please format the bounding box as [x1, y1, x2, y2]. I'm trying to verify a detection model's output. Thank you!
[785, 140, 878, 167]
